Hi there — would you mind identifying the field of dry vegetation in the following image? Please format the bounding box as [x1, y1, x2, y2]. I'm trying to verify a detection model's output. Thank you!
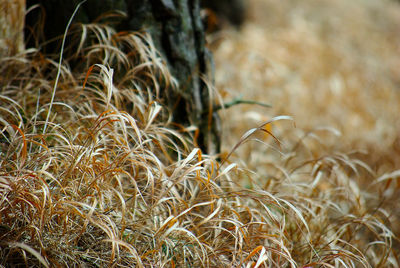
[1, 0, 400, 267]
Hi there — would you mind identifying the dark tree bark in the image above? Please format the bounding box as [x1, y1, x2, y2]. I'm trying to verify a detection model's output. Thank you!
[25, 0, 221, 154]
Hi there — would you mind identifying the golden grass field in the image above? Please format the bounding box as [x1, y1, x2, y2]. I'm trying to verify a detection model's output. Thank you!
[1, 0, 400, 266]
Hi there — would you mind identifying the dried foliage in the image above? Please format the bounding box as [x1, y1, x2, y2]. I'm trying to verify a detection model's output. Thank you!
[0, 0, 399, 267]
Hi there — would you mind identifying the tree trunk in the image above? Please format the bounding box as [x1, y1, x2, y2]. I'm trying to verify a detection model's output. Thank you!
[25, 0, 220, 154]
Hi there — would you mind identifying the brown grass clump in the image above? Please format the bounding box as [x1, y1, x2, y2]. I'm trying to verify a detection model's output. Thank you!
[0, 2, 399, 267]
[0, 0, 25, 56]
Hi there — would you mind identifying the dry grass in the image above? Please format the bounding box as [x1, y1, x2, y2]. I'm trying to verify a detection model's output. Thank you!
[212, 0, 400, 262]
[0, 0, 25, 56]
[214, 0, 400, 168]
[0, 0, 399, 267]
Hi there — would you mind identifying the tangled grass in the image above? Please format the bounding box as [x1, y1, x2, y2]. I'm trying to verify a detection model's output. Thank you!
[1, 3, 399, 267]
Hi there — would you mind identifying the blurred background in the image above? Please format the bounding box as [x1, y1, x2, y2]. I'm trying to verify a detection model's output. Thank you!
[211, 0, 400, 174]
